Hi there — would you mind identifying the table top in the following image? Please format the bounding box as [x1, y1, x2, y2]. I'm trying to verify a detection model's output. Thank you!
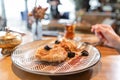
[0, 33, 119, 80]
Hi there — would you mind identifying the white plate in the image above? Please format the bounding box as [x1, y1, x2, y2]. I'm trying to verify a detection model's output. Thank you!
[11, 39, 101, 76]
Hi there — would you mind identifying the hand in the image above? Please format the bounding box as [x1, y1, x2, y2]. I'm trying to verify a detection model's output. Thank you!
[91, 24, 120, 50]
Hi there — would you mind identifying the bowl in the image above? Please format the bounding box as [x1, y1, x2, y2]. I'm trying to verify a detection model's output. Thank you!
[0, 31, 22, 55]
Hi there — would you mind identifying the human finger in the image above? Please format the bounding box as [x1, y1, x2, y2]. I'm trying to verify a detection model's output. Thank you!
[91, 24, 101, 32]
[100, 24, 114, 31]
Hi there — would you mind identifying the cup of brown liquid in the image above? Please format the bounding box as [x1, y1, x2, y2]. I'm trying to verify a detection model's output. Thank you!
[64, 22, 76, 40]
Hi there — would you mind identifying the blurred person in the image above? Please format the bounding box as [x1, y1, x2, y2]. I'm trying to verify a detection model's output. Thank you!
[47, 0, 61, 19]
[91, 24, 120, 52]
[47, 0, 70, 20]
[82, 0, 90, 12]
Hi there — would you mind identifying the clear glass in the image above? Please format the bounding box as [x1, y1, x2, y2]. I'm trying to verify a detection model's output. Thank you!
[31, 20, 43, 40]
[64, 22, 76, 40]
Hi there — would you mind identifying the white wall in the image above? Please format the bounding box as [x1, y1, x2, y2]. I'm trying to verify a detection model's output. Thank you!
[0, 3, 2, 16]
[4, 0, 25, 20]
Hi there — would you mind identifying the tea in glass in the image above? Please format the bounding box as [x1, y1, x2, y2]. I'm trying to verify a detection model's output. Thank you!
[64, 23, 76, 39]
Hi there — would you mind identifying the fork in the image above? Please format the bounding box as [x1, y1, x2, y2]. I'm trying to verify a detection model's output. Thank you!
[77, 41, 103, 55]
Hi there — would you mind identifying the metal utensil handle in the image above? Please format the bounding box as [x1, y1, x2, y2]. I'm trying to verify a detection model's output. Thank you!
[5, 27, 26, 36]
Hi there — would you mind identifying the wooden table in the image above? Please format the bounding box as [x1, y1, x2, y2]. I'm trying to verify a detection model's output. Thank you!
[42, 19, 92, 33]
[0, 33, 119, 80]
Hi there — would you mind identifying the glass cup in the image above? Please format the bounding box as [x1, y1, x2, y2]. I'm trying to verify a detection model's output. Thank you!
[64, 22, 76, 40]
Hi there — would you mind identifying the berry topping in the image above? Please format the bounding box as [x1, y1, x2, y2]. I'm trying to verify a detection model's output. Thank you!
[44, 45, 51, 50]
[55, 40, 60, 44]
[68, 51, 75, 58]
[81, 50, 89, 56]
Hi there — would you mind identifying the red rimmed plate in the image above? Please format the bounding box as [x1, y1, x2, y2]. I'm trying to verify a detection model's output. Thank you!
[11, 39, 101, 76]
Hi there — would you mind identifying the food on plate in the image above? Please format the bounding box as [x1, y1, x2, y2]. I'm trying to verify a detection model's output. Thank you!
[35, 39, 89, 63]
[67, 51, 75, 58]
[81, 50, 89, 56]
[54, 40, 60, 44]
[44, 45, 52, 50]
[35, 45, 67, 62]
[54, 39, 78, 52]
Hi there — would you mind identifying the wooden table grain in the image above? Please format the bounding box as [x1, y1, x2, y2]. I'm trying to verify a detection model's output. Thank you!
[0, 33, 119, 80]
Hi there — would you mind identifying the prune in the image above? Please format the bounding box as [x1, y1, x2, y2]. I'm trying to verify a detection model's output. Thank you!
[44, 45, 51, 50]
[55, 40, 60, 44]
[68, 51, 75, 58]
[81, 50, 89, 56]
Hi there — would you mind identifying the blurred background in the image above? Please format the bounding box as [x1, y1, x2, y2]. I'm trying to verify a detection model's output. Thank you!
[0, 0, 120, 35]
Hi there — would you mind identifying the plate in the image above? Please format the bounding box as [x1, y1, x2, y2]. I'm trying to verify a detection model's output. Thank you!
[11, 39, 101, 76]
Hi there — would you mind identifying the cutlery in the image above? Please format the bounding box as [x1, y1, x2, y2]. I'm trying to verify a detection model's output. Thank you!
[5, 27, 26, 36]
